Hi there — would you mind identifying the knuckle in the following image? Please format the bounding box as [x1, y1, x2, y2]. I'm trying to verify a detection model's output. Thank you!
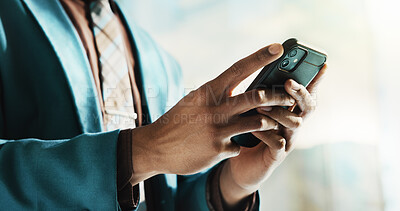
[293, 117, 303, 128]
[254, 89, 266, 105]
[228, 143, 241, 156]
[276, 138, 286, 150]
[252, 115, 263, 130]
[229, 62, 243, 77]
[306, 99, 317, 112]
[186, 90, 197, 101]
[298, 85, 308, 96]
[194, 86, 207, 102]
[256, 115, 269, 130]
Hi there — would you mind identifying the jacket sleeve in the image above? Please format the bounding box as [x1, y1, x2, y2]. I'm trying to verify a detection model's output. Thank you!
[176, 164, 260, 211]
[0, 130, 121, 210]
[176, 169, 214, 211]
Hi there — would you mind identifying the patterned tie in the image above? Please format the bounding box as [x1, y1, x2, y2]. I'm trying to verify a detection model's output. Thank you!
[90, 0, 136, 131]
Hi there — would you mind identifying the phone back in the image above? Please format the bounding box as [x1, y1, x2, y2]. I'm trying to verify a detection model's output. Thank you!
[250, 38, 326, 91]
[231, 38, 327, 148]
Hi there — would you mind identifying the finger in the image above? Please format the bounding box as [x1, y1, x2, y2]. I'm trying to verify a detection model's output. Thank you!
[224, 89, 295, 115]
[214, 44, 284, 95]
[221, 141, 241, 158]
[223, 114, 278, 137]
[285, 79, 315, 116]
[281, 129, 295, 152]
[257, 107, 302, 130]
[252, 130, 286, 151]
[286, 65, 327, 113]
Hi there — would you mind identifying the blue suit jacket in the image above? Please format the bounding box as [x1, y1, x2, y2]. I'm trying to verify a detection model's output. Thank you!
[0, 0, 213, 210]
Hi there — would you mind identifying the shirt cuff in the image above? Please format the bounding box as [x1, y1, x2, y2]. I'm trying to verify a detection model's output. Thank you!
[206, 161, 260, 211]
[117, 129, 140, 210]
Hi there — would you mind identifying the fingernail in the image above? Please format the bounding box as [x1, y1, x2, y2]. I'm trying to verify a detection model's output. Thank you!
[290, 80, 301, 91]
[261, 106, 272, 111]
[290, 98, 295, 104]
[268, 44, 281, 55]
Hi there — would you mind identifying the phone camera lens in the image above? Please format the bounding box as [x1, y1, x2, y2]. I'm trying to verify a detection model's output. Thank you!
[289, 49, 297, 57]
[281, 59, 289, 68]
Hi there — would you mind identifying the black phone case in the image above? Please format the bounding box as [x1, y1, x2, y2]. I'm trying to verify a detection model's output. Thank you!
[231, 38, 327, 148]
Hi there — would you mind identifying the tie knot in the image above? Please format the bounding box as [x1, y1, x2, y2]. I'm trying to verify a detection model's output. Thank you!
[90, 0, 113, 16]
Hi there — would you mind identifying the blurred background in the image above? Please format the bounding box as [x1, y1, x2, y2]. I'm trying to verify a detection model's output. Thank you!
[122, 0, 400, 210]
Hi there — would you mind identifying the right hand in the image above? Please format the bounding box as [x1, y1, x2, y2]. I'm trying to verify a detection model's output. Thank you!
[130, 43, 295, 184]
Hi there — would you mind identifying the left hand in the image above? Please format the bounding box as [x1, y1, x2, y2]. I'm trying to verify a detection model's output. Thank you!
[220, 65, 327, 207]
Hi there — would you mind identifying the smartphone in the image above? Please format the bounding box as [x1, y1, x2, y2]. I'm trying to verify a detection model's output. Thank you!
[231, 38, 327, 148]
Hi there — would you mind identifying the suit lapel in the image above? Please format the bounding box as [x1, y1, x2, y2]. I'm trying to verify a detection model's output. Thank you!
[22, 0, 103, 132]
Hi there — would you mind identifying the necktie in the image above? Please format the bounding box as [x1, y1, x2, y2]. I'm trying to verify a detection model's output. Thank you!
[89, 1, 146, 207]
[90, 0, 136, 130]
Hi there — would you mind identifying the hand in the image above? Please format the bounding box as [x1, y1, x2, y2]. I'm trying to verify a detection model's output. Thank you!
[129, 43, 296, 185]
[220, 65, 327, 207]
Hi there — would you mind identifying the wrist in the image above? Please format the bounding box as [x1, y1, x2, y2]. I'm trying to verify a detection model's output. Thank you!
[130, 126, 161, 185]
[219, 160, 258, 207]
